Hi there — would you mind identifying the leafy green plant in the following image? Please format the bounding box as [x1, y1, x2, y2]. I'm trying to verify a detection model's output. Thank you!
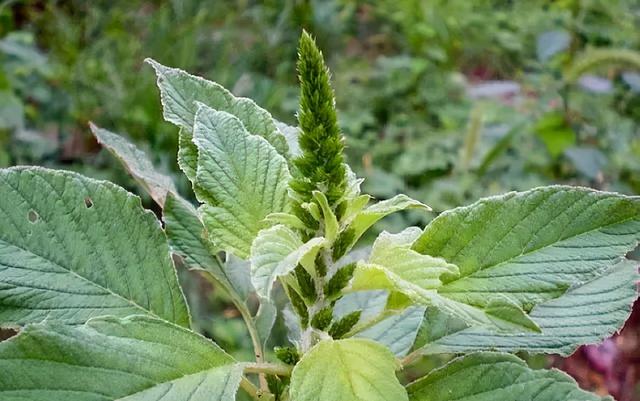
[1, 31, 639, 401]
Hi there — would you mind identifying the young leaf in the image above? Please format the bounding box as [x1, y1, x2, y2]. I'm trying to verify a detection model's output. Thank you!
[289, 338, 408, 401]
[90, 123, 176, 207]
[407, 352, 609, 401]
[163, 192, 252, 301]
[350, 230, 540, 332]
[334, 195, 431, 259]
[415, 259, 639, 356]
[0, 316, 242, 401]
[0, 167, 189, 327]
[193, 104, 291, 258]
[312, 191, 339, 242]
[250, 225, 324, 298]
[146, 58, 289, 157]
[413, 186, 640, 309]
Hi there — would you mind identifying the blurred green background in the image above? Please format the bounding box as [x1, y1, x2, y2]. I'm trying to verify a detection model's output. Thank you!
[2, 0, 640, 398]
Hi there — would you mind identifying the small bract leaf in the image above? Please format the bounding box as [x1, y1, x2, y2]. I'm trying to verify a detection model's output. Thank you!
[336, 194, 431, 258]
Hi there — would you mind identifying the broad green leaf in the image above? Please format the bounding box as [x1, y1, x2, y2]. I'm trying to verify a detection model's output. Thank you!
[90, 124, 176, 207]
[337, 195, 430, 256]
[355, 306, 425, 357]
[193, 105, 291, 258]
[163, 192, 252, 301]
[413, 186, 640, 310]
[407, 352, 609, 401]
[0, 167, 189, 327]
[351, 229, 540, 332]
[289, 338, 408, 401]
[369, 228, 459, 289]
[146, 58, 289, 157]
[415, 259, 639, 356]
[0, 315, 242, 401]
[250, 225, 324, 298]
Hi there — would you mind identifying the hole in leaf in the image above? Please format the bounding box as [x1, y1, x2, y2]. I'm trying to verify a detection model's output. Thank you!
[27, 210, 39, 223]
[84, 197, 93, 208]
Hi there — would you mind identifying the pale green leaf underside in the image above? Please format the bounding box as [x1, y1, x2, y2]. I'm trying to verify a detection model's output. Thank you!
[353, 194, 430, 236]
[146, 58, 289, 157]
[369, 229, 459, 290]
[407, 352, 609, 401]
[193, 105, 291, 258]
[163, 193, 252, 301]
[274, 120, 301, 157]
[414, 186, 640, 309]
[334, 290, 387, 322]
[289, 338, 408, 401]
[415, 259, 639, 356]
[0, 167, 189, 327]
[0, 315, 238, 401]
[355, 305, 425, 357]
[250, 225, 324, 298]
[90, 124, 176, 207]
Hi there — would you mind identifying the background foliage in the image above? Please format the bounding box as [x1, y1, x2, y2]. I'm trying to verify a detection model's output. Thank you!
[2, 0, 639, 399]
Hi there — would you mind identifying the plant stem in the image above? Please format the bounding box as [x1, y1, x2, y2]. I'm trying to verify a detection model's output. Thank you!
[244, 362, 293, 377]
[240, 377, 260, 400]
[233, 296, 269, 390]
[200, 271, 269, 390]
[400, 349, 423, 368]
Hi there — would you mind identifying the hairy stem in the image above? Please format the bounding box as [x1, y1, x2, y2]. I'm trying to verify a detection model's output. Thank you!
[239, 377, 259, 400]
[244, 362, 293, 377]
[200, 271, 269, 390]
[400, 348, 423, 368]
